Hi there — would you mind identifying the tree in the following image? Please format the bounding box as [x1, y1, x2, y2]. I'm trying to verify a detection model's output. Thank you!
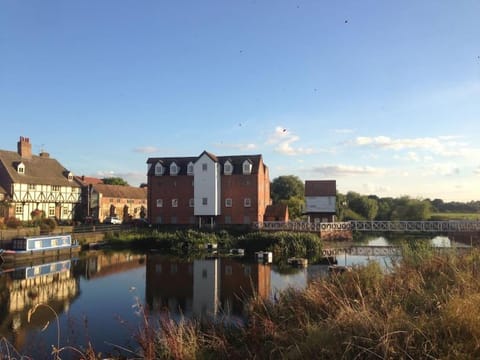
[271, 175, 305, 221]
[271, 175, 304, 203]
[346, 191, 378, 220]
[102, 177, 129, 186]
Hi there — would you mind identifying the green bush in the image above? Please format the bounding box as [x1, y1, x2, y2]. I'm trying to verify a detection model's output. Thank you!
[5, 217, 21, 229]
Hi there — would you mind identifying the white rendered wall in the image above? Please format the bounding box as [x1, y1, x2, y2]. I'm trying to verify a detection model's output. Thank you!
[305, 196, 336, 213]
[193, 259, 220, 319]
[193, 153, 221, 216]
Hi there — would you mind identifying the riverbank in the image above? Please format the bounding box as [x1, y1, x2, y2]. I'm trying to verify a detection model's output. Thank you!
[133, 245, 480, 359]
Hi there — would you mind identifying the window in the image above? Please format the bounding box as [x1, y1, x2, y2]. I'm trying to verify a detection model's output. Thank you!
[225, 198, 232, 207]
[187, 162, 194, 175]
[170, 263, 178, 274]
[189, 216, 195, 224]
[171, 216, 177, 224]
[243, 215, 251, 224]
[172, 199, 178, 207]
[28, 184, 36, 190]
[224, 215, 231, 224]
[224, 161, 233, 175]
[202, 163, 207, 171]
[49, 207, 55, 217]
[52, 185, 60, 192]
[189, 198, 194, 207]
[170, 162, 179, 176]
[244, 198, 251, 207]
[156, 199, 163, 208]
[155, 264, 162, 273]
[202, 197, 208, 205]
[17, 163, 25, 174]
[225, 265, 232, 276]
[242, 160, 252, 175]
[63, 208, 68, 215]
[155, 162, 164, 176]
[15, 205, 23, 214]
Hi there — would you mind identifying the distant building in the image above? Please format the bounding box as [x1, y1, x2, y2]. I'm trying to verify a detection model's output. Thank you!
[146, 151, 271, 226]
[75, 176, 147, 223]
[264, 203, 289, 222]
[304, 180, 337, 223]
[0, 137, 81, 222]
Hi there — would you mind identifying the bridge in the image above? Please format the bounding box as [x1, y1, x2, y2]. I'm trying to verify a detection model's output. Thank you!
[254, 220, 480, 233]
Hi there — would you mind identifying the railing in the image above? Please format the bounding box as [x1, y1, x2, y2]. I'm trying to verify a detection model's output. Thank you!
[253, 220, 480, 233]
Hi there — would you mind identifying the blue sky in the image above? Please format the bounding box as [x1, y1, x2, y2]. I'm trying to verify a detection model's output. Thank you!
[1, 0, 479, 201]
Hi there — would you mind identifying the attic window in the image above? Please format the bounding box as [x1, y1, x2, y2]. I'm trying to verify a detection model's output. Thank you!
[242, 160, 252, 175]
[67, 172, 74, 181]
[224, 161, 233, 175]
[187, 162, 194, 176]
[170, 162, 179, 176]
[155, 162, 164, 176]
[17, 162, 25, 174]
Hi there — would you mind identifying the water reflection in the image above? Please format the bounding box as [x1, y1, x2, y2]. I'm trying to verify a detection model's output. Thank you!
[0, 257, 80, 351]
[145, 254, 271, 321]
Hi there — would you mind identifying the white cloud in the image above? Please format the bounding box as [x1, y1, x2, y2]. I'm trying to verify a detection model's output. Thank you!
[421, 163, 461, 177]
[362, 183, 392, 194]
[311, 164, 385, 177]
[134, 146, 159, 154]
[353, 135, 480, 159]
[267, 126, 315, 156]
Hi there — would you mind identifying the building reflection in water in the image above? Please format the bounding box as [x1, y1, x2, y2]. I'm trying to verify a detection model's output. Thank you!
[146, 254, 271, 320]
[0, 258, 80, 351]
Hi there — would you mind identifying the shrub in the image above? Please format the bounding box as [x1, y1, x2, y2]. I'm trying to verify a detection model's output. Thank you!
[5, 217, 21, 229]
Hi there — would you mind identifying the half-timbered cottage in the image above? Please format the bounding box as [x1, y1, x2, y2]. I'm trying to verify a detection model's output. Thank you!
[0, 137, 81, 222]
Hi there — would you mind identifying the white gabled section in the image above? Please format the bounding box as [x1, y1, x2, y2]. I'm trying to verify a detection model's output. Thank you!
[194, 152, 221, 216]
[170, 161, 179, 176]
[305, 196, 336, 213]
[154, 162, 164, 176]
[242, 159, 252, 175]
[187, 161, 194, 176]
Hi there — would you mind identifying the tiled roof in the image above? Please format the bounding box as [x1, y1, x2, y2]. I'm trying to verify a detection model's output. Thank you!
[92, 184, 147, 199]
[146, 151, 264, 176]
[0, 149, 80, 189]
[74, 176, 104, 186]
[265, 203, 288, 218]
[305, 180, 337, 197]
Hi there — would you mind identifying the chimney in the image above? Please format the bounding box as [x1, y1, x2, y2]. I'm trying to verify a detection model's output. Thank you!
[17, 136, 32, 159]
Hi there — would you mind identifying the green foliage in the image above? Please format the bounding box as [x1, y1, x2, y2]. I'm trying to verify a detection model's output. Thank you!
[390, 196, 431, 220]
[271, 175, 304, 203]
[347, 191, 378, 220]
[102, 177, 129, 186]
[279, 196, 304, 220]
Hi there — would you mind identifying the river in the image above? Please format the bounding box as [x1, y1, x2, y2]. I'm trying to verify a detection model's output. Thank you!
[0, 235, 466, 358]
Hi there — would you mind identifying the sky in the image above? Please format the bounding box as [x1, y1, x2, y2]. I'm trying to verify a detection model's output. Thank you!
[1, 0, 479, 202]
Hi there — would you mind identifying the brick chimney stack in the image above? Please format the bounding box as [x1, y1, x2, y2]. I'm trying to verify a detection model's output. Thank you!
[17, 136, 32, 159]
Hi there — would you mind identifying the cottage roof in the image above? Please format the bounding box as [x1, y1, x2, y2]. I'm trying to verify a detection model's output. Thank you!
[74, 176, 104, 186]
[304, 180, 337, 197]
[264, 203, 288, 218]
[92, 184, 147, 199]
[146, 152, 265, 176]
[0, 149, 80, 191]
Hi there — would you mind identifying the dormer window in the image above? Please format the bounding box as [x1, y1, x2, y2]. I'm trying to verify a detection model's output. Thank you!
[170, 162, 179, 176]
[155, 162, 164, 176]
[17, 162, 25, 174]
[67, 171, 74, 181]
[224, 161, 233, 175]
[187, 162, 194, 176]
[242, 160, 252, 175]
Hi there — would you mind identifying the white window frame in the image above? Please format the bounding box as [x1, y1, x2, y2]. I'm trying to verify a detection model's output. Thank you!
[224, 161, 233, 175]
[187, 162, 194, 176]
[172, 198, 178, 208]
[48, 207, 55, 217]
[170, 162, 179, 176]
[244, 198, 251, 207]
[155, 162, 164, 176]
[15, 204, 23, 214]
[156, 199, 163, 208]
[17, 163, 25, 174]
[242, 160, 252, 175]
[225, 198, 232, 207]
[52, 185, 60, 192]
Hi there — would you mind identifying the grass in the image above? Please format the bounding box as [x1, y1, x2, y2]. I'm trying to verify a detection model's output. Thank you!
[430, 212, 480, 221]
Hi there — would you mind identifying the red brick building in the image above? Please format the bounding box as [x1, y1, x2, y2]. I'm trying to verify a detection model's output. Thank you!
[146, 151, 271, 226]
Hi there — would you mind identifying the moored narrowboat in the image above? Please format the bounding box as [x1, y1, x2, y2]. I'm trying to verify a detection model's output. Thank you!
[0, 234, 81, 264]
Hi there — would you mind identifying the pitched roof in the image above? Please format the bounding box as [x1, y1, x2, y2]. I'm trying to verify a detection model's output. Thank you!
[146, 151, 264, 176]
[92, 184, 147, 199]
[265, 203, 288, 218]
[305, 180, 337, 197]
[0, 149, 80, 189]
[74, 176, 104, 186]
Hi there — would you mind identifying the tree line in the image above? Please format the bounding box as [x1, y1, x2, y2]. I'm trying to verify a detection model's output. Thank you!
[271, 175, 480, 221]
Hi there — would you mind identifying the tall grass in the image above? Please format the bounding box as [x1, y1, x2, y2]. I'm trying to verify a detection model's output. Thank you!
[134, 248, 480, 359]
